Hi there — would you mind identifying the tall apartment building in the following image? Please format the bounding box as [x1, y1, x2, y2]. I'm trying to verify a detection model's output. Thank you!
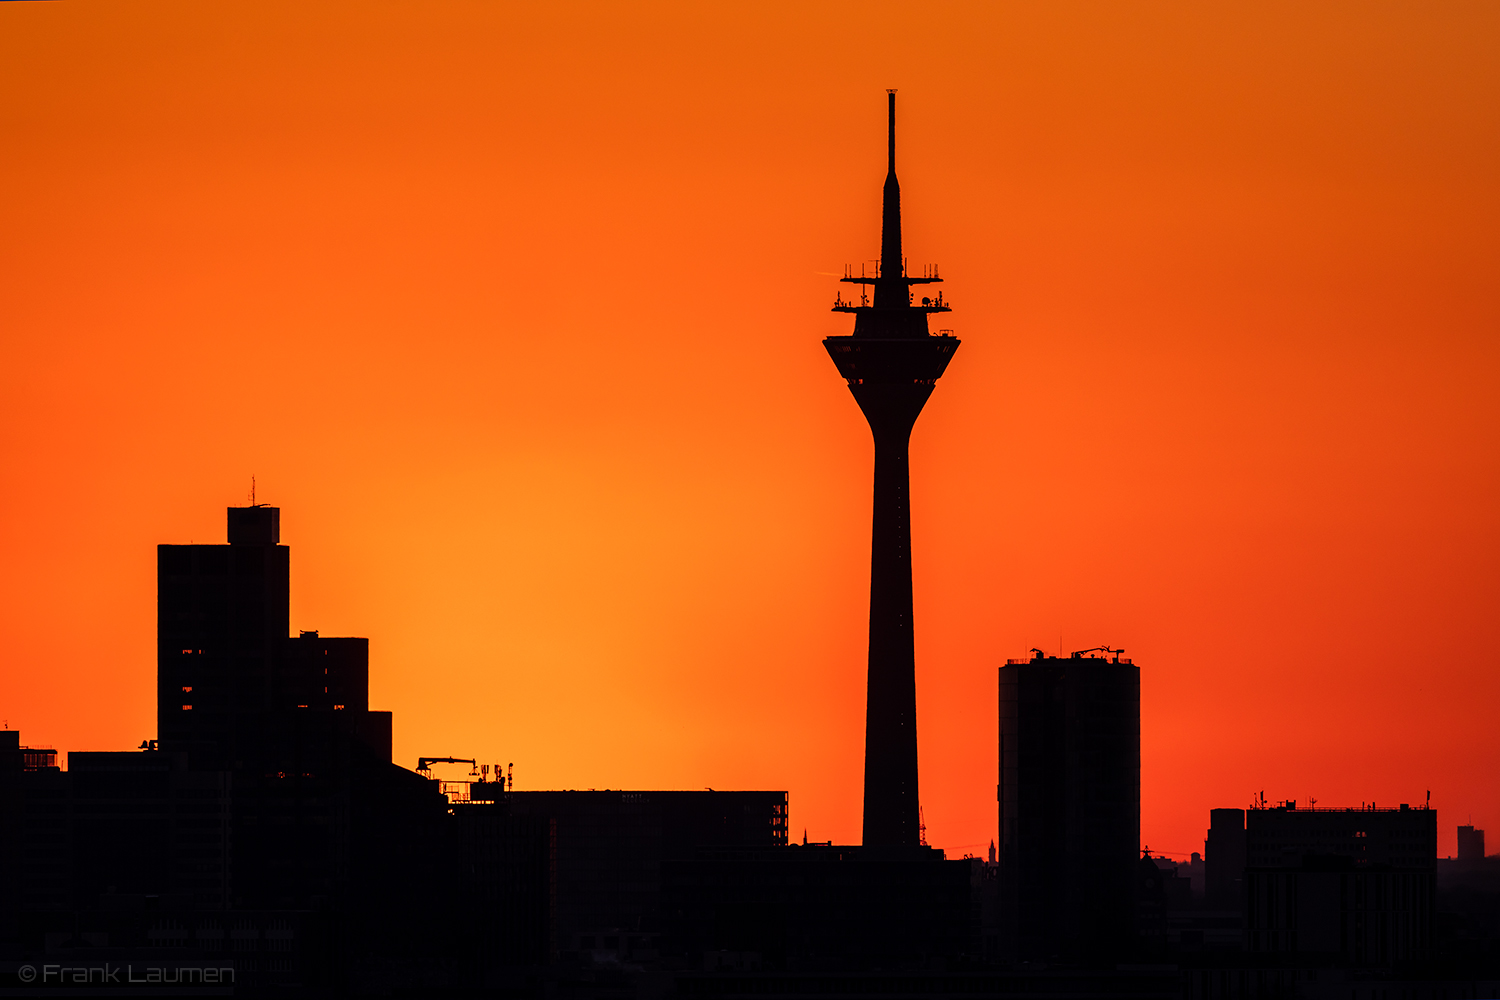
[998, 649, 1140, 961]
[157, 506, 390, 771]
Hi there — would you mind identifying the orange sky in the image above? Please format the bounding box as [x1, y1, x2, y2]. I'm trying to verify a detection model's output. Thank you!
[2, 2, 1497, 859]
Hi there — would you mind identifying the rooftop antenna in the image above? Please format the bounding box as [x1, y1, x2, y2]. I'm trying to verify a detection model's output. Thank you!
[877, 89, 902, 290]
[250, 476, 255, 506]
[886, 87, 897, 173]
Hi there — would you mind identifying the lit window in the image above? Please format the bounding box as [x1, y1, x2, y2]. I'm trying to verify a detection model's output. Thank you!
[182, 705, 193, 711]
[182, 686, 192, 693]
[333, 704, 345, 711]
[181, 649, 192, 655]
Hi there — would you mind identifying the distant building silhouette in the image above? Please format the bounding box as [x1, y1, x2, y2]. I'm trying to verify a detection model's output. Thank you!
[492, 789, 786, 962]
[661, 842, 976, 972]
[1242, 802, 1436, 962]
[0, 730, 55, 773]
[1458, 824, 1486, 862]
[157, 506, 391, 772]
[1206, 807, 1248, 909]
[0, 507, 483, 990]
[997, 649, 1139, 961]
[1137, 851, 1194, 947]
[0, 505, 827, 988]
[823, 91, 960, 848]
[444, 785, 980, 973]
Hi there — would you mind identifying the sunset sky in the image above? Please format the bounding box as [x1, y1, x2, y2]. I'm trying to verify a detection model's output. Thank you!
[2, 2, 1497, 859]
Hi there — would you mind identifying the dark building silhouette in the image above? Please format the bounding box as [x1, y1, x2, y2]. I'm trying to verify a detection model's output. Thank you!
[157, 506, 391, 773]
[1, 504, 834, 989]
[662, 843, 977, 972]
[1458, 824, 1486, 862]
[824, 91, 959, 848]
[997, 649, 1140, 961]
[157, 505, 286, 757]
[443, 796, 557, 986]
[1206, 807, 1249, 909]
[1245, 801, 1436, 870]
[0, 507, 506, 991]
[445, 783, 980, 978]
[1137, 852, 1195, 948]
[156, 509, 393, 773]
[495, 788, 787, 962]
[1437, 823, 1500, 978]
[1240, 802, 1436, 963]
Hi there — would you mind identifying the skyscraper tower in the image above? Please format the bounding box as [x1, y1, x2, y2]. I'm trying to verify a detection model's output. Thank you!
[998, 650, 1140, 959]
[824, 92, 960, 847]
[158, 505, 391, 771]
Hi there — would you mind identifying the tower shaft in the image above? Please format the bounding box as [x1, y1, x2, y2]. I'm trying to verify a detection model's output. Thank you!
[854, 384, 932, 846]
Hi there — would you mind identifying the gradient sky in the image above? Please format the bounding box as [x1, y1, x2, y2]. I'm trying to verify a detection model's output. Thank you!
[2, 2, 1497, 859]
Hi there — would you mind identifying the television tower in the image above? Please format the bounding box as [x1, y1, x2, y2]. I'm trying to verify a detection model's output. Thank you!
[824, 92, 960, 847]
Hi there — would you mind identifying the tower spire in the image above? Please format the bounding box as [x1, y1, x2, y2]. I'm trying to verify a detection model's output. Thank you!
[879, 90, 902, 292]
[887, 88, 896, 174]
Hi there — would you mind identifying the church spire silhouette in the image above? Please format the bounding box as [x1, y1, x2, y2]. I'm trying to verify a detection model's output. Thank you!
[824, 91, 960, 847]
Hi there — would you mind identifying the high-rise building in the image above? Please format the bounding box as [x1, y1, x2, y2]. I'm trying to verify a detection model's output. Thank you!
[157, 506, 390, 770]
[1457, 824, 1485, 862]
[997, 650, 1140, 960]
[1206, 807, 1248, 908]
[1242, 802, 1436, 962]
[157, 506, 289, 756]
[823, 91, 960, 848]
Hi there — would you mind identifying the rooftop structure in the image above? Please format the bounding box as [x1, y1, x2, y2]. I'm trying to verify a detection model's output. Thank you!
[1245, 800, 1436, 870]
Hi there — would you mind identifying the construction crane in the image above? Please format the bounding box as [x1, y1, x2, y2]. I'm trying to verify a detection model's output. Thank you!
[1070, 646, 1125, 661]
[416, 756, 477, 776]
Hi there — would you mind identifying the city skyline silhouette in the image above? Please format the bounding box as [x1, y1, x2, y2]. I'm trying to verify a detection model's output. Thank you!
[2, 3, 1498, 864]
